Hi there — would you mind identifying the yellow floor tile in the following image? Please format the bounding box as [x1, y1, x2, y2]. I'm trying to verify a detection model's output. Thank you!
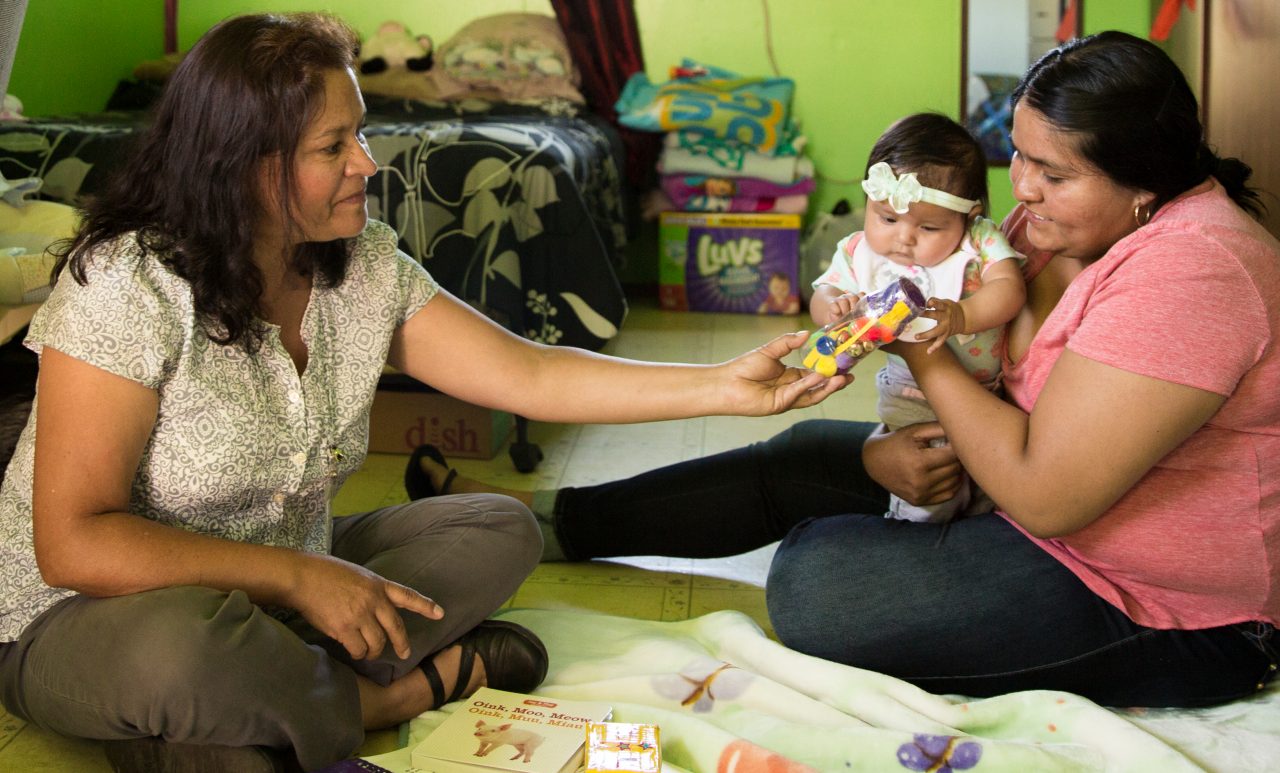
[0, 706, 24, 752]
[0, 723, 112, 772]
[524, 561, 690, 590]
[510, 581, 669, 620]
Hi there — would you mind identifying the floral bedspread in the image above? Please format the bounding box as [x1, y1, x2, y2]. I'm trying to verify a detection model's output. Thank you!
[0, 99, 629, 351]
[364, 608, 1280, 772]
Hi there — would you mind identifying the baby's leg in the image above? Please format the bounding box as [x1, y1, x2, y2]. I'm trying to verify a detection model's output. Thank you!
[876, 367, 968, 523]
[887, 483, 970, 523]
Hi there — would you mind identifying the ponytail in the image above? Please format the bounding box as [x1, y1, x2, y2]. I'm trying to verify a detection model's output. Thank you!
[1199, 144, 1266, 219]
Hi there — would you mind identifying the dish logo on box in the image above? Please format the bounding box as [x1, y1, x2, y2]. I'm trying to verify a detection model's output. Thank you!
[405, 416, 483, 456]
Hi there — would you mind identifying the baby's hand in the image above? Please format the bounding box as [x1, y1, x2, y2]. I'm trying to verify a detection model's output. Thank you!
[825, 292, 864, 325]
[918, 298, 967, 353]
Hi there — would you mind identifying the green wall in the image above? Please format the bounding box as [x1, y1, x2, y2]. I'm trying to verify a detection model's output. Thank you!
[174, 0, 555, 50]
[8, 1, 1156, 281]
[8, 0, 162, 117]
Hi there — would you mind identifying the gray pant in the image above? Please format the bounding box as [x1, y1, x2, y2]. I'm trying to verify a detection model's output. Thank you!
[0, 494, 540, 771]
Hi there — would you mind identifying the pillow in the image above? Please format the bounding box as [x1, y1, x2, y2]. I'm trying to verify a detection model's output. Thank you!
[0, 200, 79, 345]
[433, 13, 583, 103]
[357, 68, 449, 103]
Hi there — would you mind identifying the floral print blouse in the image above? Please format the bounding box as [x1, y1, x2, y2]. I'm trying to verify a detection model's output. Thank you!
[0, 220, 437, 641]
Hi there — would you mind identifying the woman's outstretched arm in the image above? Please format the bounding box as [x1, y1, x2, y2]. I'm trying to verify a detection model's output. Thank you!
[388, 289, 850, 425]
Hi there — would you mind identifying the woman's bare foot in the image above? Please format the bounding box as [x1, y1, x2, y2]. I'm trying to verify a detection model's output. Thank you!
[416, 454, 533, 507]
[358, 644, 488, 729]
[415, 453, 565, 560]
[424, 644, 487, 705]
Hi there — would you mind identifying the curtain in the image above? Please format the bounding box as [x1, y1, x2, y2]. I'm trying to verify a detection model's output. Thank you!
[165, 0, 178, 54]
[0, 0, 27, 99]
[551, 0, 659, 189]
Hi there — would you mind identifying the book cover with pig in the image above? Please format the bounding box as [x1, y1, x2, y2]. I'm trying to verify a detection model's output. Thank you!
[410, 687, 612, 773]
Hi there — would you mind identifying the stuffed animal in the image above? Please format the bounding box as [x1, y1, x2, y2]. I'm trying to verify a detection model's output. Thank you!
[359, 21, 434, 75]
[0, 93, 25, 121]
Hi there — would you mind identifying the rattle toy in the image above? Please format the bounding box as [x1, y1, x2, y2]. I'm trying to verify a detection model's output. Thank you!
[801, 278, 927, 376]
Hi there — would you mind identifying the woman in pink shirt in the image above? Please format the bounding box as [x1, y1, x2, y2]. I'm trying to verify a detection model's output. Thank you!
[410, 31, 1279, 708]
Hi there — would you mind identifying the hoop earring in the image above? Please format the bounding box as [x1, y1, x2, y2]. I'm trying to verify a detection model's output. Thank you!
[1134, 204, 1152, 227]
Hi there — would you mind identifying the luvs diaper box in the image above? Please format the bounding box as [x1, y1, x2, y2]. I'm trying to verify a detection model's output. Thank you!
[658, 212, 801, 315]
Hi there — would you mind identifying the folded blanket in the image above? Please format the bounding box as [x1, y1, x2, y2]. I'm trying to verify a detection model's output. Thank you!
[361, 609, 1280, 772]
[670, 193, 809, 214]
[662, 172, 814, 199]
[664, 125, 807, 158]
[656, 171, 813, 212]
[660, 145, 814, 186]
[616, 61, 794, 154]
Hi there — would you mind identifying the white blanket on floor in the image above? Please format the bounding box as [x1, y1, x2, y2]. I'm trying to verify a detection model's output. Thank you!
[364, 608, 1280, 772]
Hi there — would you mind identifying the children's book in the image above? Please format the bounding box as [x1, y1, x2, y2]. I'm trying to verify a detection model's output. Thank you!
[410, 687, 612, 773]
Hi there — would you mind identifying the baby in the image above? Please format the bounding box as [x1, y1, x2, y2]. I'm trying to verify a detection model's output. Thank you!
[810, 113, 1025, 523]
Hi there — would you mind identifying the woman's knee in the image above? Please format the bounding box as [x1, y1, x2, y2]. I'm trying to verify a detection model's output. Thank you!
[423, 493, 541, 579]
[765, 515, 924, 662]
[765, 519, 852, 655]
[478, 494, 542, 575]
[379, 494, 541, 568]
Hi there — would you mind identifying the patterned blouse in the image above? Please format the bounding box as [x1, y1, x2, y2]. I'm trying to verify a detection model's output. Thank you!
[0, 220, 438, 641]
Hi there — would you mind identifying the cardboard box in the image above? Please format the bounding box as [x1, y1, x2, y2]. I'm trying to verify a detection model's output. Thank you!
[368, 382, 512, 459]
[659, 212, 801, 314]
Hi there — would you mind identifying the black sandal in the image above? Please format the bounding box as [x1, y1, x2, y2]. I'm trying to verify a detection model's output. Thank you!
[420, 620, 549, 708]
[405, 444, 457, 500]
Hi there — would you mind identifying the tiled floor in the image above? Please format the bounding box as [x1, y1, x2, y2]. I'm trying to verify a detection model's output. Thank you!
[0, 299, 883, 770]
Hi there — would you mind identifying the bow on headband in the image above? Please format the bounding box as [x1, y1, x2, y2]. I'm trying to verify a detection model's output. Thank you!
[861, 162, 980, 215]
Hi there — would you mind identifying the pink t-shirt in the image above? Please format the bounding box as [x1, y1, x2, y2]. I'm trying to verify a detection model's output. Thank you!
[1000, 182, 1280, 629]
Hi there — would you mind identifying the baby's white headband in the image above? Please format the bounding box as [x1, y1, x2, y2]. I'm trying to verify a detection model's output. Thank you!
[862, 162, 980, 215]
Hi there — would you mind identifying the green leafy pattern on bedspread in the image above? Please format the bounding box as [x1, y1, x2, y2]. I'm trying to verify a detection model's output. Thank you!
[0, 105, 629, 353]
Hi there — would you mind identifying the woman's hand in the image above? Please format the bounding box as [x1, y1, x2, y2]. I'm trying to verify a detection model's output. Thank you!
[721, 331, 851, 415]
[289, 554, 444, 661]
[862, 423, 964, 505]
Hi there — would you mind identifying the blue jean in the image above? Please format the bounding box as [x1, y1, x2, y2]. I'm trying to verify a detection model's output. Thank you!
[552, 419, 1278, 708]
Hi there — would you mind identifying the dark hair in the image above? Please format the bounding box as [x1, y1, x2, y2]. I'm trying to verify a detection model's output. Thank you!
[52, 12, 361, 352]
[866, 112, 989, 214]
[1011, 30, 1263, 218]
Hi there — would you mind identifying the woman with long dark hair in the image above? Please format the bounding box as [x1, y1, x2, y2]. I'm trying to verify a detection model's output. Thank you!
[0, 13, 844, 771]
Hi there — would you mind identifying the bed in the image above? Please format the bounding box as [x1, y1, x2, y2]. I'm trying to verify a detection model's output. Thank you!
[0, 94, 631, 469]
